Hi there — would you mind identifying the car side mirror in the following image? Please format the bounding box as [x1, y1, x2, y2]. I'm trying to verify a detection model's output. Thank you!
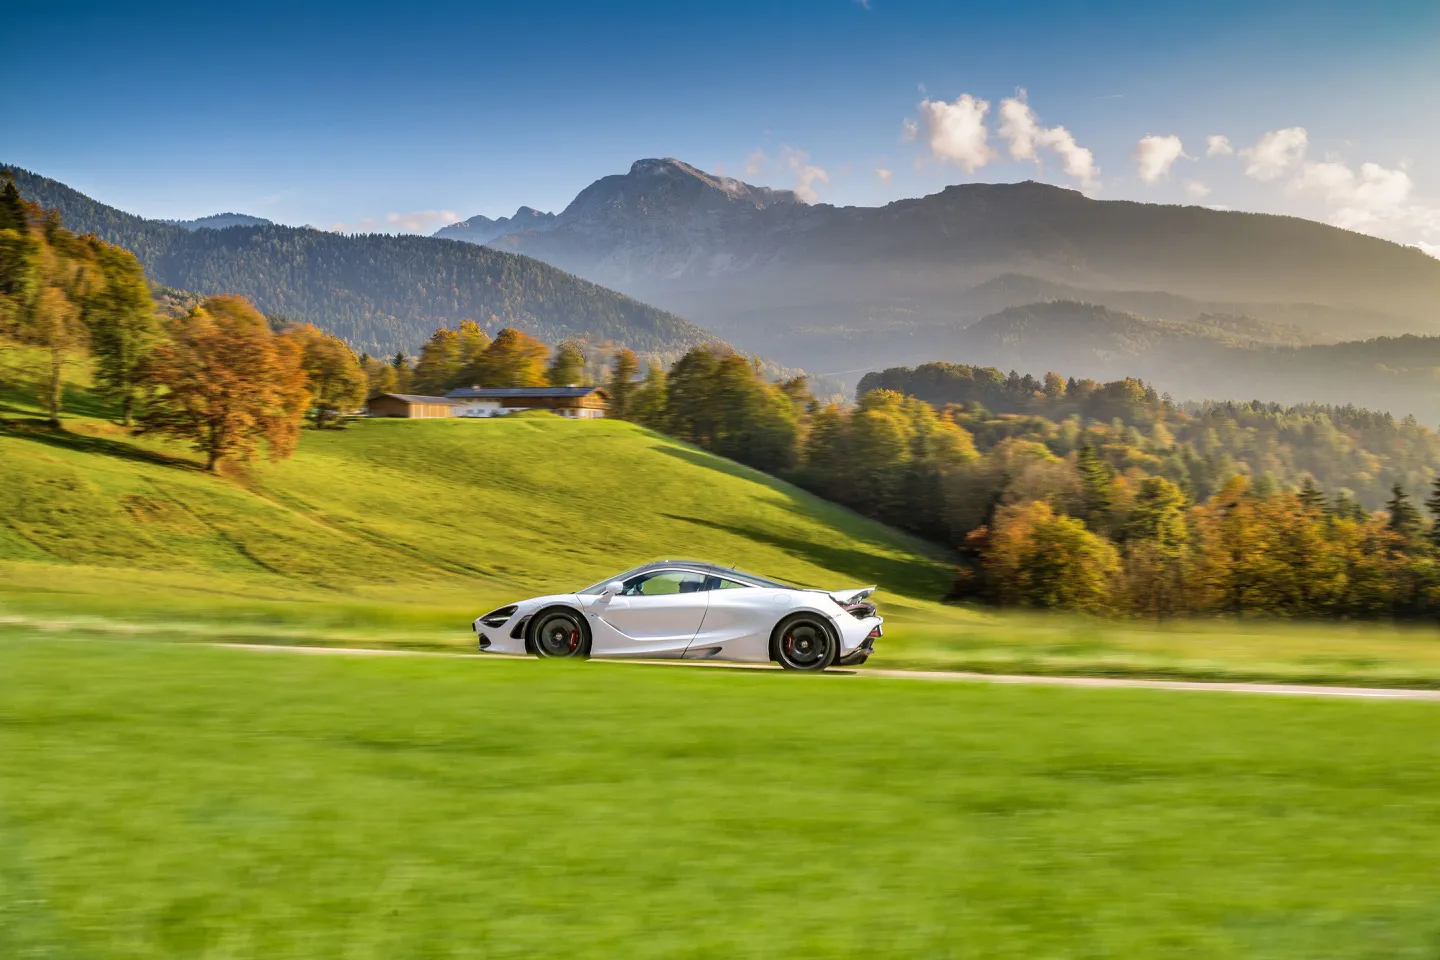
[602, 581, 625, 598]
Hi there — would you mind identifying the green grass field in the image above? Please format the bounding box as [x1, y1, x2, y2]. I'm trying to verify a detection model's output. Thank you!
[4, 636, 1440, 958]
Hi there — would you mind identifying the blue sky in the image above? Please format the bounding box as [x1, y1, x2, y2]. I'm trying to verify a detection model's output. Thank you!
[4, 0, 1439, 251]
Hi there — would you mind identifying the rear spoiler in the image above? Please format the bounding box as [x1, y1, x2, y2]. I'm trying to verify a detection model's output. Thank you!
[829, 586, 876, 605]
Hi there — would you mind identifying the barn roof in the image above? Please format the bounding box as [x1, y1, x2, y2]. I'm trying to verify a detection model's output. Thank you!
[373, 393, 457, 404]
[446, 386, 609, 400]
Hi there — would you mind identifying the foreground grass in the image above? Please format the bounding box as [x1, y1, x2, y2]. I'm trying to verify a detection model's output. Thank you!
[3, 637, 1440, 958]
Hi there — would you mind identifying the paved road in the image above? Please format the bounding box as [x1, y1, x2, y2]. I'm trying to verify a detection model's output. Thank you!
[215, 643, 1440, 702]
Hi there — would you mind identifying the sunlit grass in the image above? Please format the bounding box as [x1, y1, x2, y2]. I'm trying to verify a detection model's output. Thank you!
[4, 637, 1440, 958]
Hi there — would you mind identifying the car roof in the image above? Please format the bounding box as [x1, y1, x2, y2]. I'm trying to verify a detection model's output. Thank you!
[632, 560, 797, 587]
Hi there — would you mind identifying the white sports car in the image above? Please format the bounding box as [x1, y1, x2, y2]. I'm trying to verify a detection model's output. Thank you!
[472, 560, 883, 671]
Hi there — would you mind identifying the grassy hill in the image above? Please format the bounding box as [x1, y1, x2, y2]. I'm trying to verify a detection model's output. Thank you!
[0, 382, 956, 647]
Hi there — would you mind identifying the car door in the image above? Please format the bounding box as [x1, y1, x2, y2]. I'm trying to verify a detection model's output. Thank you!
[685, 575, 777, 661]
[588, 569, 709, 658]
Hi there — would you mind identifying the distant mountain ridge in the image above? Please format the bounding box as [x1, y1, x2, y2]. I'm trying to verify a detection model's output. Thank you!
[434, 157, 1440, 373]
[933, 300, 1440, 421]
[161, 212, 273, 230]
[6, 165, 723, 359]
[434, 206, 556, 245]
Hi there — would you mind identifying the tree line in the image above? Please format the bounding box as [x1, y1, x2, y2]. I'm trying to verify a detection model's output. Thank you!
[607, 347, 1440, 620]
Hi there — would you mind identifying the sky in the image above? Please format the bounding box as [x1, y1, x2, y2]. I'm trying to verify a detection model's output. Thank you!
[4, 0, 1440, 253]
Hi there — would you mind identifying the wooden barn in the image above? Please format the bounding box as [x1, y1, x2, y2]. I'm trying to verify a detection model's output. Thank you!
[365, 394, 456, 418]
[446, 386, 610, 419]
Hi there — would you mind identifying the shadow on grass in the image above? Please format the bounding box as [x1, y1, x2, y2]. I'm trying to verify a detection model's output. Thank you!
[661, 512, 953, 596]
[0, 419, 200, 471]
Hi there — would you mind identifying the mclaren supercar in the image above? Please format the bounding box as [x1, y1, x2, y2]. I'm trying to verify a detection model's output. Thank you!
[472, 560, 883, 670]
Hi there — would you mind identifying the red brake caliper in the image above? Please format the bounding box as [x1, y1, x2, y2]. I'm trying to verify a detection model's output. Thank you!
[568, 628, 579, 653]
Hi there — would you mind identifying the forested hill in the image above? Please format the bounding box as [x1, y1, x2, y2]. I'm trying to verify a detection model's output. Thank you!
[5, 166, 722, 358]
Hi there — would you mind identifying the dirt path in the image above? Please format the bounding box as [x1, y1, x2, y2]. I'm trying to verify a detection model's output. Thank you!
[214, 643, 1440, 701]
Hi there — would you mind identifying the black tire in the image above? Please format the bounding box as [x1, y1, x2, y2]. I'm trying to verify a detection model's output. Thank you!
[771, 614, 837, 672]
[528, 607, 591, 660]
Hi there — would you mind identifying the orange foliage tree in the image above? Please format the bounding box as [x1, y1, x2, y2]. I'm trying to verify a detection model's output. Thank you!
[139, 295, 310, 471]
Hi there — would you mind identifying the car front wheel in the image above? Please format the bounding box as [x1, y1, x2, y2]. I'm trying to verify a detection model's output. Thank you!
[529, 608, 591, 660]
[772, 614, 837, 672]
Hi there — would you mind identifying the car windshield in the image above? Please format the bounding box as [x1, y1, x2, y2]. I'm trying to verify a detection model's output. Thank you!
[577, 564, 796, 594]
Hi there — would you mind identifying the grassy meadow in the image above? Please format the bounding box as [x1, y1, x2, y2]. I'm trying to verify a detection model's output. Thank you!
[7, 377, 1440, 685]
[5, 636, 1440, 958]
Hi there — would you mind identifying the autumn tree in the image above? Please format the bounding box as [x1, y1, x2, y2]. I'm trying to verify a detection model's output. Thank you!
[285, 323, 367, 427]
[546, 339, 587, 386]
[453, 318, 491, 387]
[606, 348, 639, 419]
[411, 327, 462, 395]
[360, 354, 396, 397]
[472, 327, 549, 387]
[976, 501, 1119, 614]
[139, 296, 310, 471]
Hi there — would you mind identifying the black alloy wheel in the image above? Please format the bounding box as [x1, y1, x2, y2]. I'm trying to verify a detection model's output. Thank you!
[530, 609, 590, 659]
[773, 615, 836, 672]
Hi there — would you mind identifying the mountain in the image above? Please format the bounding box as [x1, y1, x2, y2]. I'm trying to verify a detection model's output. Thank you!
[434, 206, 556, 244]
[436, 158, 1440, 373]
[161, 212, 273, 230]
[6, 166, 722, 359]
[925, 300, 1440, 420]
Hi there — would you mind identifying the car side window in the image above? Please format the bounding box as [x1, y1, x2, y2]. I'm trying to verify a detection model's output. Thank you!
[708, 577, 750, 590]
[623, 571, 708, 597]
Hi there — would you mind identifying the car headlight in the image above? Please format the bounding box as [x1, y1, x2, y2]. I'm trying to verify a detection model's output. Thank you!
[479, 605, 518, 629]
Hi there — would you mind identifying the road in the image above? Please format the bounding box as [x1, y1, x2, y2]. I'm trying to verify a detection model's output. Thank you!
[215, 643, 1440, 702]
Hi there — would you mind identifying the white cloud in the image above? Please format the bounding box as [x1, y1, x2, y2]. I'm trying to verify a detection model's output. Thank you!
[1184, 180, 1211, 199]
[744, 148, 767, 177]
[993, 91, 1097, 187]
[909, 94, 995, 173]
[387, 210, 463, 233]
[1134, 134, 1186, 183]
[1206, 135, 1234, 157]
[1290, 158, 1430, 230]
[997, 94, 1041, 160]
[900, 117, 918, 141]
[329, 209, 462, 234]
[1416, 241, 1440, 259]
[1243, 127, 1308, 180]
[875, 166, 893, 185]
[779, 147, 830, 203]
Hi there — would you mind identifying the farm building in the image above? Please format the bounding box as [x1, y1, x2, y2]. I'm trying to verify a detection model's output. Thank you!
[446, 386, 610, 419]
[365, 394, 457, 418]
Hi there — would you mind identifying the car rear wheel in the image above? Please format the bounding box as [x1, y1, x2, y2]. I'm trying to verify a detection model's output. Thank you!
[529, 608, 591, 660]
[772, 614, 836, 672]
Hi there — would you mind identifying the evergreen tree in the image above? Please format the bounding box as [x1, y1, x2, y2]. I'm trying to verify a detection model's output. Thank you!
[606, 348, 639, 419]
[1427, 478, 1440, 549]
[1386, 482, 1421, 538]
[1298, 476, 1326, 513]
[0, 169, 29, 234]
[1074, 444, 1114, 532]
[628, 362, 668, 430]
